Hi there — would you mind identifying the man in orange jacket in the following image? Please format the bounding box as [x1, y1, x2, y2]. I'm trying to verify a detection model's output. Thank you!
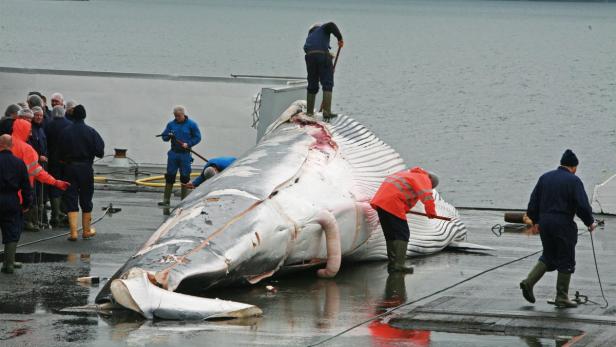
[370, 167, 439, 274]
[11, 119, 70, 231]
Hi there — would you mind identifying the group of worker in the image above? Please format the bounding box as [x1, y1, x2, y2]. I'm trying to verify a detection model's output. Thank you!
[154, 21, 346, 205]
[306, 21, 596, 309]
[372, 151, 595, 309]
[0, 93, 104, 274]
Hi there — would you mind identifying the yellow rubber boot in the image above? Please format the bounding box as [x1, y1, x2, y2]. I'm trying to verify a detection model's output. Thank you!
[67, 212, 79, 241]
[82, 212, 96, 239]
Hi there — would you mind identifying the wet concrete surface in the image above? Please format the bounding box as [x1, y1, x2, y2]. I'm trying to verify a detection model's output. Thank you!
[1, 190, 615, 346]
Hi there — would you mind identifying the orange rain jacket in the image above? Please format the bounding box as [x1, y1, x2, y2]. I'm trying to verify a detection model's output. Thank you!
[11, 119, 59, 187]
[370, 166, 437, 220]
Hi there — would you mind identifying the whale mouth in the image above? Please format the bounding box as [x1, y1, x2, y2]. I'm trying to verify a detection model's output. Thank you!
[110, 268, 263, 320]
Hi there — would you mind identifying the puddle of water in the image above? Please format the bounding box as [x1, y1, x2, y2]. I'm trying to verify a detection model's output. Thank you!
[0, 252, 92, 315]
[427, 332, 573, 347]
[0, 252, 91, 264]
[21, 252, 89, 264]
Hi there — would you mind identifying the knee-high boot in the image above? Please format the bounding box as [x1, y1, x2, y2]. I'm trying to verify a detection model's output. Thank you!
[519, 261, 547, 303]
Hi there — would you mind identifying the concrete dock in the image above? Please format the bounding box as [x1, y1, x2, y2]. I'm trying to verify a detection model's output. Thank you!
[0, 189, 614, 346]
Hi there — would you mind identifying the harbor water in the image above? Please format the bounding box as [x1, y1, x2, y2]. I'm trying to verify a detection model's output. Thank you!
[1, 0, 615, 208]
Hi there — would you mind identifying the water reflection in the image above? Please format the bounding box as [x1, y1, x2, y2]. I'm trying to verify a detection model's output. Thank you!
[0, 253, 91, 315]
[369, 273, 431, 346]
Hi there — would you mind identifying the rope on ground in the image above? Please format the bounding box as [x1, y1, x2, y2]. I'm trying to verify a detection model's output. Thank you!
[590, 231, 609, 309]
[0, 203, 115, 255]
[308, 228, 606, 347]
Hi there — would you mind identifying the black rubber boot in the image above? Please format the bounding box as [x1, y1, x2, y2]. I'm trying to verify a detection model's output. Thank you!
[1, 242, 17, 274]
[158, 183, 173, 207]
[39, 203, 49, 227]
[322, 91, 338, 119]
[306, 92, 316, 116]
[181, 186, 189, 200]
[50, 197, 61, 227]
[50, 198, 69, 228]
[520, 261, 547, 303]
[554, 272, 578, 308]
[24, 207, 40, 232]
[386, 240, 413, 274]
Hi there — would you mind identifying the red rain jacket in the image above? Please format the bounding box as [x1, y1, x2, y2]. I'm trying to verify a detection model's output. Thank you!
[11, 119, 58, 187]
[370, 167, 437, 220]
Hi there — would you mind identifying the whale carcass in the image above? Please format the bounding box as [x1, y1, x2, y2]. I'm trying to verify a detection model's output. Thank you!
[95, 101, 489, 320]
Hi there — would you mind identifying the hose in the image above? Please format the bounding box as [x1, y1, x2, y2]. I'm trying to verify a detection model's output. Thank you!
[0, 203, 115, 255]
[590, 231, 609, 309]
[134, 173, 200, 188]
[94, 173, 200, 188]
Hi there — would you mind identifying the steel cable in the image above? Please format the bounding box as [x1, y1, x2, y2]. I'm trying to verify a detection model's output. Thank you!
[0, 203, 114, 255]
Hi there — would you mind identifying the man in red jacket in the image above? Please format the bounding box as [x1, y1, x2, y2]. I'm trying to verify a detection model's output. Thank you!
[370, 167, 439, 274]
[11, 119, 69, 233]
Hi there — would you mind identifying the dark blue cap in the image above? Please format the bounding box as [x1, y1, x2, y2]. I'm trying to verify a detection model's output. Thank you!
[560, 149, 579, 167]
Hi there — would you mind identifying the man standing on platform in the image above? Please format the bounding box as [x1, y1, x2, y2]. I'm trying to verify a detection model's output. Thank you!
[158, 105, 201, 209]
[59, 105, 105, 241]
[370, 167, 439, 274]
[520, 149, 597, 308]
[303, 22, 343, 118]
[0, 135, 32, 274]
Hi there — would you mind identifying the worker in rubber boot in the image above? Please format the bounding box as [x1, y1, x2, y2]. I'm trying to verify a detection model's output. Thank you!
[520, 149, 597, 308]
[45, 105, 72, 228]
[370, 167, 439, 274]
[14, 108, 41, 232]
[159, 105, 201, 210]
[30, 107, 50, 229]
[58, 105, 104, 241]
[0, 135, 33, 274]
[183, 156, 236, 190]
[303, 22, 343, 119]
[11, 119, 70, 232]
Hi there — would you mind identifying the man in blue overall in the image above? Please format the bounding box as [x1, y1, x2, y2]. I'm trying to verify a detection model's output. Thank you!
[59, 105, 105, 241]
[0, 134, 32, 274]
[183, 156, 236, 190]
[45, 105, 72, 227]
[520, 149, 597, 308]
[159, 105, 201, 207]
[303, 22, 344, 118]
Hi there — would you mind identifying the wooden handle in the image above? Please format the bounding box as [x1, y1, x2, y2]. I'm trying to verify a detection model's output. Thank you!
[408, 211, 452, 221]
[174, 138, 209, 163]
[319, 46, 343, 113]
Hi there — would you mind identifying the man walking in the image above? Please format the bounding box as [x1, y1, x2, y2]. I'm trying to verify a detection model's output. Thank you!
[520, 149, 597, 308]
[0, 135, 32, 274]
[59, 105, 105, 241]
[303, 22, 344, 118]
[159, 105, 201, 208]
[370, 167, 439, 274]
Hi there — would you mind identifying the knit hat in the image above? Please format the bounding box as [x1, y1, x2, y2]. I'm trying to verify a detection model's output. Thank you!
[72, 104, 86, 119]
[560, 149, 579, 167]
